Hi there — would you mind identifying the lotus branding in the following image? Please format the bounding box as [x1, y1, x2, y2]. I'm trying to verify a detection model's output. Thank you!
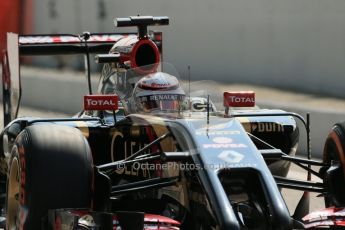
[218, 150, 244, 163]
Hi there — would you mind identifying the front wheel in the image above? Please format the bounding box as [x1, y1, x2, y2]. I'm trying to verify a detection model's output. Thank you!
[322, 122, 345, 208]
[6, 124, 93, 230]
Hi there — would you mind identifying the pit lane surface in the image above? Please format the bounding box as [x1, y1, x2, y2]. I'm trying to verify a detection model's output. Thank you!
[0, 103, 73, 128]
[0, 104, 325, 226]
[282, 164, 324, 215]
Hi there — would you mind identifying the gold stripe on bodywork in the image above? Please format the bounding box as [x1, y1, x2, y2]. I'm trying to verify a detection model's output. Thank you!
[151, 124, 175, 153]
[236, 117, 251, 132]
[135, 115, 189, 207]
[75, 121, 90, 138]
[131, 114, 175, 152]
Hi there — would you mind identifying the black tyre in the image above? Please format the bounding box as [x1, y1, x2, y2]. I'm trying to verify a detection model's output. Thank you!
[6, 124, 93, 230]
[323, 122, 345, 207]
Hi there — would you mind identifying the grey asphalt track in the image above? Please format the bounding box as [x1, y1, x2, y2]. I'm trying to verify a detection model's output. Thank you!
[282, 164, 324, 215]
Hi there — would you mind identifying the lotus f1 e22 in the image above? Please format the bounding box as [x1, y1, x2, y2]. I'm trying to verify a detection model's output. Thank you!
[1, 16, 345, 229]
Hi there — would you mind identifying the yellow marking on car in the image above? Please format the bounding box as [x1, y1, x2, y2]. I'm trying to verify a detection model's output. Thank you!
[132, 114, 188, 205]
[236, 117, 251, 132]
[75, 121, 89, 138]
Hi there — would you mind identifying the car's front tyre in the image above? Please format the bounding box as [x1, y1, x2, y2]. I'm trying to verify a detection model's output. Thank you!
[323, 122, 345, 208]
[6, 124, 93, 229]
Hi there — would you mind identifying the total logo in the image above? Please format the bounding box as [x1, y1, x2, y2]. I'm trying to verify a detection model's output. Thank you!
[212, 137, 233, 144]
[223, 91, 255, 107]
[85, 99, 116, 106]
[228, 96, 254, 103]
[84, 95, 119, 111]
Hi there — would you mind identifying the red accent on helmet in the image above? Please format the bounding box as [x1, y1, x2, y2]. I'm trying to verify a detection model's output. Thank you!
[138, 74, 179, 91]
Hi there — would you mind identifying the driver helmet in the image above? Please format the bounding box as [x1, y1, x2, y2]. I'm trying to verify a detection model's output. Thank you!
[132, 72, 185, 113]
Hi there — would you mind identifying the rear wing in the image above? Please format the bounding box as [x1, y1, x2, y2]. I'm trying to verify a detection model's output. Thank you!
[19, 33, 136, 55]
[1, 31, 163, 127]
[18, 31, 162, 55]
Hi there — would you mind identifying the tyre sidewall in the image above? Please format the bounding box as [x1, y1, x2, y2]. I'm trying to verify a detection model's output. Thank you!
[6, 124, 93, 229]
[323, 123, 345, 207]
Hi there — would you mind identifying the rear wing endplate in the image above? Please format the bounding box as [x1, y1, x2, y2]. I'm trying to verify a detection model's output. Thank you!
[2, 33, 20, 126]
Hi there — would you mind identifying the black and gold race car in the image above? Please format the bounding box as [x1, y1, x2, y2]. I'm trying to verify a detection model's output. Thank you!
[1, 16, 345, 229]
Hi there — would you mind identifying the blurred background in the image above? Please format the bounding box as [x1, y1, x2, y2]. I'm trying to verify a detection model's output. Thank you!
[2, 0, 345, 98]
[1, 0, 345, 157]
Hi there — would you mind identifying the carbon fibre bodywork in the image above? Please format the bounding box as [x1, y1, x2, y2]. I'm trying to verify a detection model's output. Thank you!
[0, 107, 298, 229]
[0, 108, 298, 176]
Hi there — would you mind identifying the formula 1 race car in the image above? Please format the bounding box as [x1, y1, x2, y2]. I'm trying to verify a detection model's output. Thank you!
[1, 16, 345, 230]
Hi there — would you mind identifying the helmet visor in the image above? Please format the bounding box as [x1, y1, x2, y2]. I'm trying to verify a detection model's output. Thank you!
[138, 94, 185, 112]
